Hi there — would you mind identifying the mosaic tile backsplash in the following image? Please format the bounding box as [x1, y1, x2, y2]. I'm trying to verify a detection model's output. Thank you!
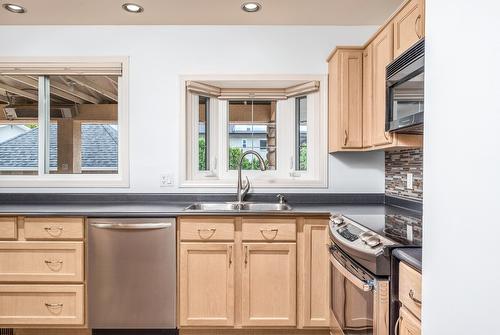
[385, 148, 423, 202]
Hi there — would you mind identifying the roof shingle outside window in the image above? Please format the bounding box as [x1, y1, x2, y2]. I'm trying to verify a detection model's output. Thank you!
[0, 124, 118, 170]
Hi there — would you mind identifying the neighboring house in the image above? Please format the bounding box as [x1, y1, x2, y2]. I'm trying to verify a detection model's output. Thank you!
[0, 124, 30, 144]
[0, 124, 118, 172]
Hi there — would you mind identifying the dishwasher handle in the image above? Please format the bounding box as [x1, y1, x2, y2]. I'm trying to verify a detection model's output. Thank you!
[90, 222, 172, 230]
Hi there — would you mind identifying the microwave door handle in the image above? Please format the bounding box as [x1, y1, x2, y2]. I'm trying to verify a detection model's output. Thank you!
[330, 254, 373, 292]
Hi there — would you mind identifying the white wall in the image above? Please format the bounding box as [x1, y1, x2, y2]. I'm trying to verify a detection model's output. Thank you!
[0, 25, 384, 193]
[423, 1, 500, 334]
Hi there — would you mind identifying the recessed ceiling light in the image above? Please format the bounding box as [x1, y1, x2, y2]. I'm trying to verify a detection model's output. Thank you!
[241, 2, 261, 13]
[2, 3, 26, 13]
[122, 3, 144, 13]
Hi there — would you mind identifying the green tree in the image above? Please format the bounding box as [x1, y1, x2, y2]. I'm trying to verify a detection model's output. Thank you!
[299, 145, 307, 170]
[198, 138, 206, 170]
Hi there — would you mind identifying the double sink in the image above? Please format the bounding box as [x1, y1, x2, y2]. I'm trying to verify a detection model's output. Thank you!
[184, 202, 293, 212]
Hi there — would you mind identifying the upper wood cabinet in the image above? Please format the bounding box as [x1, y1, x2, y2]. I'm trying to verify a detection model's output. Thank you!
[393, 0, 425, 58]
[241, 242, 296, 327]
[328, 48, 364, 152]
[362, 45, 373, 148]
[371, 24, 394, 147]
[179, 242, 235, 327]
[327, 0, 424, 153]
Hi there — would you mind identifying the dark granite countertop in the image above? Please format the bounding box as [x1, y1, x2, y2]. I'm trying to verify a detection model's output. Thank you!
[393, 248, 422, 272]
[0, 201, 420, 218]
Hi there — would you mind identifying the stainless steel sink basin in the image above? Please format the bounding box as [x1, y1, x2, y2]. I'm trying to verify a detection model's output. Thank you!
[184, 202, 293, 212]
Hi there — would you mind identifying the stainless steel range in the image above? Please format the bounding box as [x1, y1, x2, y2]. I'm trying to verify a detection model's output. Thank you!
[328, 213, 421, 335]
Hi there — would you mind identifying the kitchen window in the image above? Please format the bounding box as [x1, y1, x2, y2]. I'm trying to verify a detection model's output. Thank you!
[0, 59, 128, 187]
[181, 76, 328, 188]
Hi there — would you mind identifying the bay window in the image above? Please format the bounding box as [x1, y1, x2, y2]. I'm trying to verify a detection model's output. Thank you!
[181, 76, 328, 188]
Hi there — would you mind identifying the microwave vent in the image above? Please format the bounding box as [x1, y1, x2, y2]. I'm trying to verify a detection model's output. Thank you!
[387, 39, 425, 79]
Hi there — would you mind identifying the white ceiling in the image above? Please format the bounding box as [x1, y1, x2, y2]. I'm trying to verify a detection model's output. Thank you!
[0, 0, 404, 25]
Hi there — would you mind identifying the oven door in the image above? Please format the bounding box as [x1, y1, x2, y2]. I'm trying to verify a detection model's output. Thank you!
[330, 243, 388, 335]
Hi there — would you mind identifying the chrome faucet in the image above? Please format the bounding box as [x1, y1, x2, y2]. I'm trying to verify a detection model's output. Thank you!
[237, 150, 266, 204]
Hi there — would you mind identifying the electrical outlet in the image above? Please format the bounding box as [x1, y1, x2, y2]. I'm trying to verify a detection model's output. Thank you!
[406, 224, 414, 242]
[160, 174, 174, 187]
[406, 173, 413, 189]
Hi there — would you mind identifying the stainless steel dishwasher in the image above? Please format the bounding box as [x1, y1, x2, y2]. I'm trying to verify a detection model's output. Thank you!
[88, 218, 176, 331]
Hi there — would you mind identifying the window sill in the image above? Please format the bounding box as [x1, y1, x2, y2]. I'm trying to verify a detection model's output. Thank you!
[0, 174, 129, 188]
[179, 177, 327, 189]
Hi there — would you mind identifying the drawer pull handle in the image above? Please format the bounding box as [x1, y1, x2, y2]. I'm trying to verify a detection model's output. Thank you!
[259, 228, 279, 240]
[197, 228, 216, 239]
[44, 260, 63, 271]
[409, 289, 422, 304]
[394, 315, 402, 335]
[244, 245, 249, 265]
[415, 14, 422, 39]
[44, 226, 64, 237]
[45, 303, 64, 315]
[45, 302, 64, 313]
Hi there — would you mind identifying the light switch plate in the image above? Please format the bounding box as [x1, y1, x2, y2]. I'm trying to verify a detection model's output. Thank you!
[406, 173, 413, 189]
[160, 174, 174, 187]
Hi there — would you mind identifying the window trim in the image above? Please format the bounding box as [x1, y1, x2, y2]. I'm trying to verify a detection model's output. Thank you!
[179, 74, 328, 188]
[0, 57, 129, 188]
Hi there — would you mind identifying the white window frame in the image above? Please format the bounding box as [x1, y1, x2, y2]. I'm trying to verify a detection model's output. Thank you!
[0, 57, 129, 188]
[180, 74, 328, 188]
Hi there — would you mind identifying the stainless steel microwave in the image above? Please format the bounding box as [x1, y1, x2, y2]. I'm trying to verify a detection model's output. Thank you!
[386, 39, 424, 134]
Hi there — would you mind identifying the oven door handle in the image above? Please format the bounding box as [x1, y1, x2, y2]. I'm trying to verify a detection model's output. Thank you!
[330, 254, 373, 292]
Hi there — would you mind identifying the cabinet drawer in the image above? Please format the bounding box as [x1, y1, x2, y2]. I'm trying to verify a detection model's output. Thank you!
[0, 217, 17, 240]
[180, 218, 235, 241]
[399, 262, 422, 319]
[242, 218, 296, 241]
[24, 217, 84, 240]
[0, 242, 84, 282]
[0, 284, 84, 325]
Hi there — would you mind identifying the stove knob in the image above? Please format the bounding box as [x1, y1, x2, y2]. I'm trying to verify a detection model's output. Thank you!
[331, 216, 344, 225]
[366, 236, 381, 248]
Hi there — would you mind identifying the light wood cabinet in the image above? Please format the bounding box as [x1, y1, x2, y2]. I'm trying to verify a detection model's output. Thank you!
[327, 0, 424, 152]
[0, 284, 84, 325]
[180, 217, 235, 241]
[178, 216, 329, 331]
[393, 0, 424, 58]
[24, 217, 84, 240]
[241, 242, 296, 327]
[0, 241, 84, 282]
[179, 242, 235, 327]
[398, 306, 421, 335]
[362, 45, 373, 148]
[0, 216, 86, 327]
[328, 48, 364, 152]
[242, 218, 296, 242]
[399, 262, 422, 319]
[371, 24, 394, 147]
[0, 217, 17, 240]
[299, 220, 329, 328]
[397, 262, 422, 335]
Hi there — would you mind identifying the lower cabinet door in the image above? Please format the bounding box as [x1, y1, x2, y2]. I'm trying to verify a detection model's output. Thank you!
[179, 243, 234, 327]
[241, 243, 296, 327]
[399, 306, 421, 335]
[0, 284, 84, 325]
[300, 220, 330, 327]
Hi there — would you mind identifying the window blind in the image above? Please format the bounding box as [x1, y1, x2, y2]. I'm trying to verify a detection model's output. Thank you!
[0, 62, 123, 75]
[187, 80, 320, 100]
